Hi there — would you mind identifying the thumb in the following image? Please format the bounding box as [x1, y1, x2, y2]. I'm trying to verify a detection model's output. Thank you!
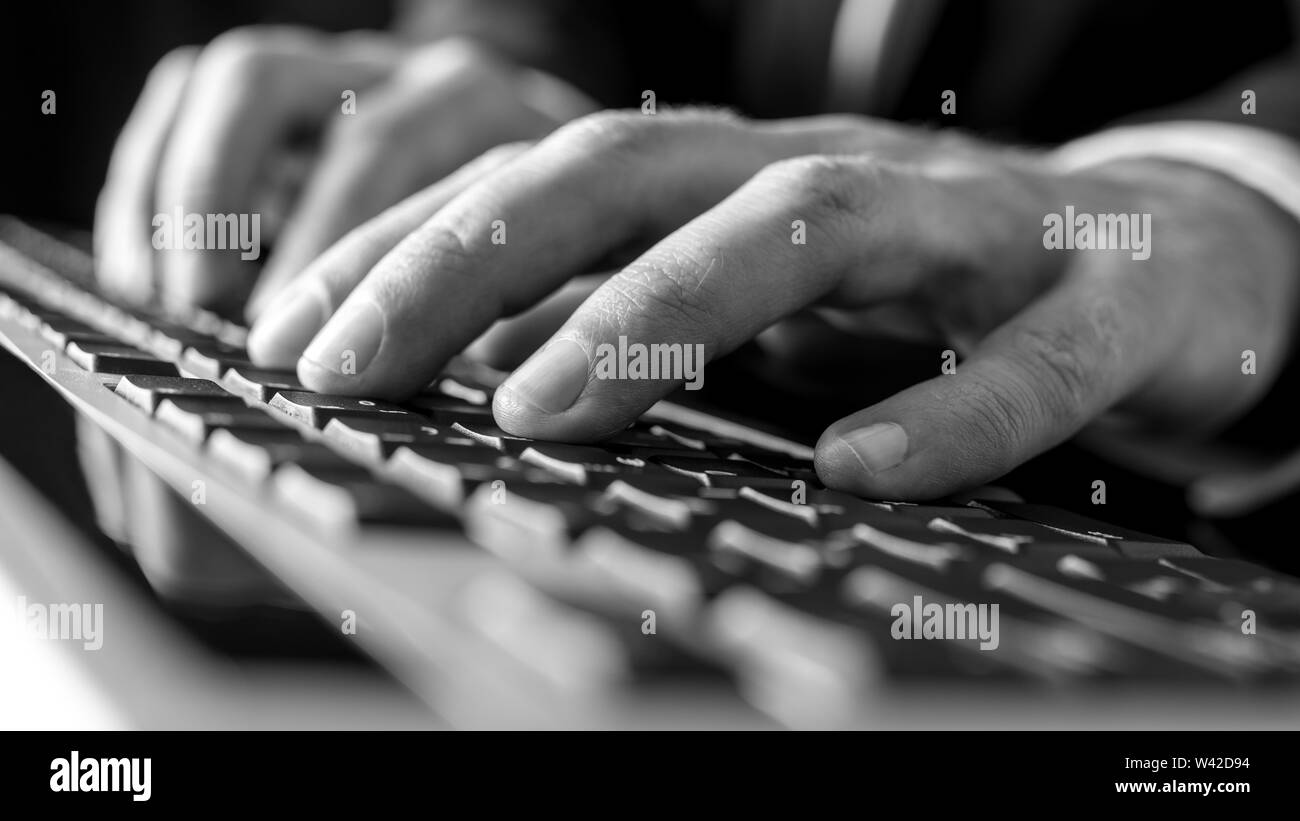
[814, 281, 1156, 499]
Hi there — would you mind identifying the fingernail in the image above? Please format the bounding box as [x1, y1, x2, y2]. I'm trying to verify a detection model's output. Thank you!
[500, 338, 590, 414]
[300, 298, 384, 376]
[836, 423, 909, 474]
[247, 289, 326, 367]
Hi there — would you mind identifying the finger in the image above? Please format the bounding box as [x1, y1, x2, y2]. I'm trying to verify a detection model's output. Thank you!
[246, 141, 532, 367]
[153, 27, 395, 309]
[464, 273, 608, 369]
[492, 155, 953, 439]
[815, 270, 1171, 499]
[293, 110, 908, 397]
[94, 46, 199, 302]
[249, 41, 567, 313]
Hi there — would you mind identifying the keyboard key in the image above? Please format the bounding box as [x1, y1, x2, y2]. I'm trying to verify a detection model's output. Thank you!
[449, 420, 528, 449]
[179, 342, 254, 379]
[978, 501, 1199, 559]
[387, 444, 564, 509]
[891, 503, 995, 522]
[653, 454, 787, 487]
[708, 520, 823, 586]
[925, 517, 1054, 555]
[982, 561, 1274, 678]
[221, 366, 306, 402]
[466, 482, 606, 559]
[423, 376, 490, 406]
[207, 428, 355, 481]
[268, 390, 418, 428]
[38, 317, 114, 349]
[65, 341, 178, 376]
[273, 463, 455, 528]
[703, 586, 878, 724]
[405, 393, 496, 422]
[457, 574, 629, 690]
[601, 479, 697, 530]
[567, 524, 731, 613]
[115, 374, 230, 413]
[155, 396, 283, 442]
[148, 321, 217, 360]
[322, 416, 443, 462]
[511, 442, 676, 487]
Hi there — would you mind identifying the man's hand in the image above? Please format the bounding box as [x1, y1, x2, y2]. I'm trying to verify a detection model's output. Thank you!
[246, 109, 1300, 499]
[94, 27, 593, 317]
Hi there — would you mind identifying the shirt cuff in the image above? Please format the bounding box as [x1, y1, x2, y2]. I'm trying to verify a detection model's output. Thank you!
[1050, 120, 1300, 228]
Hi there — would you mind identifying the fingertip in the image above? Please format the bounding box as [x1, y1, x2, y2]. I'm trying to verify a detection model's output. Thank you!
[295, 354, 345, 394]
[247, 288, 326, 368]
[491, 383, 546, 435]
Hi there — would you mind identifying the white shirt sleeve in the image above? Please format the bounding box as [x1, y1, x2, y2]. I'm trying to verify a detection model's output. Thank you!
[1051, 119, 1300, 227]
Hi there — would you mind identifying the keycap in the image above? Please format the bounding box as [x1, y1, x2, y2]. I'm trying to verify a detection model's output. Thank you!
[841, 521, 973, 572]
[978, 501, 1199, 559]
[207, 428, 356, 481]
[38, 317, 114, 349]
[221, 366, 306, 402]
[891, 503, 995, 522]
[268, 390, 418, 428]
[708, 520, 824, 586]
[115, 374, 231, 413]
[405, 393, 496, 422]
[465, 482, 607, 559]
[653, 454, 787, 488]
[568, 523, 734, 613]
[840, 566, 1113, 679]
[510, 442, 677, 487]
[601, 479, 698, 530]
[703, 586, 878, 724]
[926, 517, 1064, 555]
[422, 376, 490, 406]
[149, 321, 217, 359]
[603, 423, 705, 453]
[273, 463, 456, 528]
[982, 561, 1274, 678]
[322, 416, 443, 462]
[155, 396, 284, 442]
[65, 341, 178, 376]
[449, 420, 528, 449]
[457, 574, 629, 691]
[179, 342, 254, 379]
[387, 443, 568, 509]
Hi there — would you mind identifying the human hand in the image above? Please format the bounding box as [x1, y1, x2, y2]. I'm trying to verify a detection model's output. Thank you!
[94, 27, 593, 317]
[246, 109, 1300, 499]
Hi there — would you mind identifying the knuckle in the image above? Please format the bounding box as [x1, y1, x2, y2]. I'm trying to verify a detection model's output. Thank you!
[416, 36, 499, 76]
[149, 45, 199, 83]
[760, 155, 876, 222]
[477, 140, 533, 166]
[202, 28, 279, 85]
[557, 109, 661, 157]
[202, 26, 315, 86]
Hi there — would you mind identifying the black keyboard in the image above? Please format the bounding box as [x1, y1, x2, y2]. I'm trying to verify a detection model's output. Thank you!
[3, 218, 1299, 725]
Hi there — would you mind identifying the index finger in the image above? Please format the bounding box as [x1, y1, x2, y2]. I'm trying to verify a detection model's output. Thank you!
[291, 110, 886, 397]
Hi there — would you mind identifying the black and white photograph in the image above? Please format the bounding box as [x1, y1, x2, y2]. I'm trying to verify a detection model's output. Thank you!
[0, 0, 1296, 800]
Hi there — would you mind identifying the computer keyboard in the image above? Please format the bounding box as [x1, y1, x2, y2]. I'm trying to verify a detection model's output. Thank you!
[2, 217, 1299, 728]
